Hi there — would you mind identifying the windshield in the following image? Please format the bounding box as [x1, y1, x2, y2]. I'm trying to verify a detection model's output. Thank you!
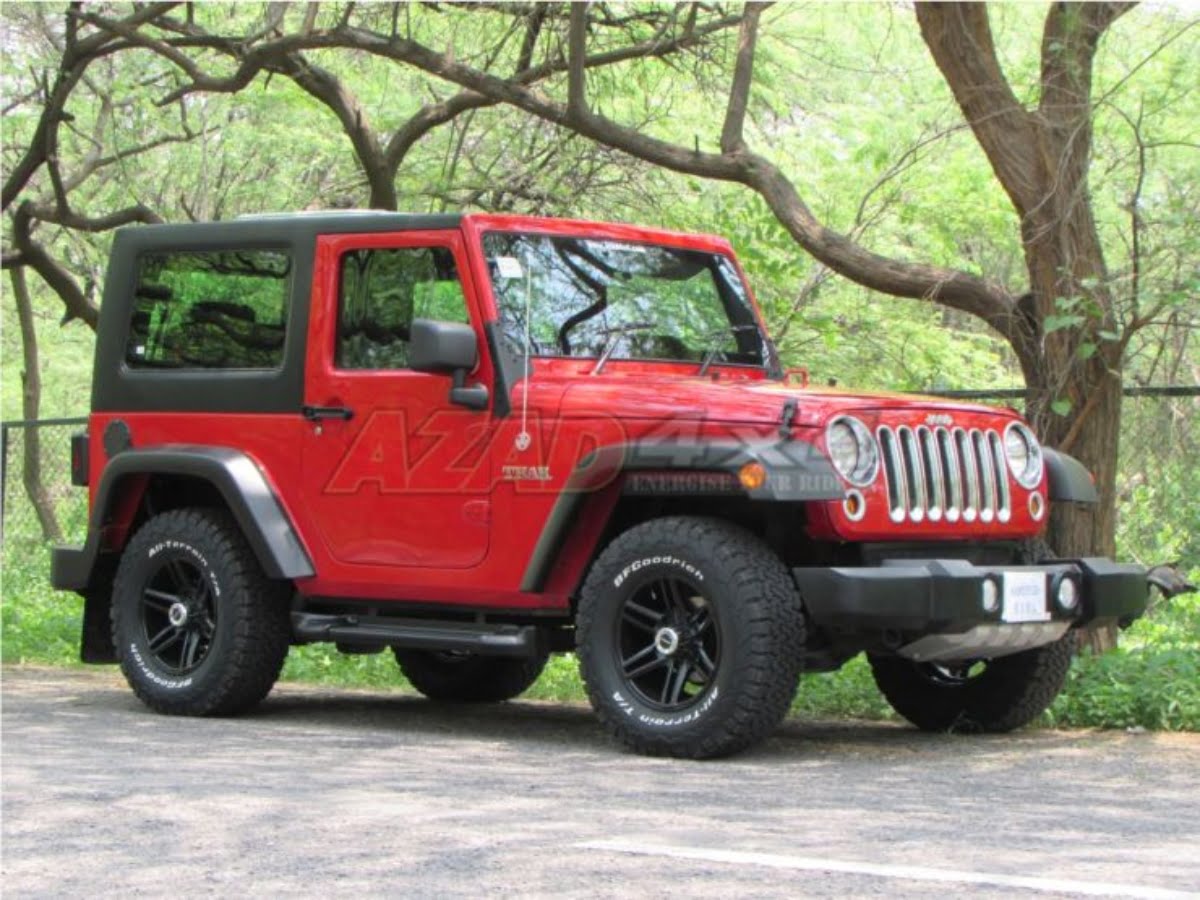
[482, 232, 766, 368]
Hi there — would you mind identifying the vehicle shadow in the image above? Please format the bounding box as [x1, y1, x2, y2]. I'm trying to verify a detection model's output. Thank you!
[249, 682, 1083, 761]
[28, 668, 1109, 762]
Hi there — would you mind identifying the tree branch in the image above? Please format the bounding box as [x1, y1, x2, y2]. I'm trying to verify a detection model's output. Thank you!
[3, 2, 181, 210]
[10, 203, 98, 329]
[915, 3, 1040, 217]
[567, 2, 589, 118]
[238, 21, 1015, 333]
[720, 1, 768, 154]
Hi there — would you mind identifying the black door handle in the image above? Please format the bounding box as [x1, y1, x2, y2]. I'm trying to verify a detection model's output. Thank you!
[302, 405, 354, 421]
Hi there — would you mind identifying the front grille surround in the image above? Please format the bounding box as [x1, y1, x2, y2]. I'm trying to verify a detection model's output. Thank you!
[878, 424, 1012, 525]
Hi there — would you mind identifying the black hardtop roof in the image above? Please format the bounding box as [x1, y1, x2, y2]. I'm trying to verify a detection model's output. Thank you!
[116, 210, 464, 245]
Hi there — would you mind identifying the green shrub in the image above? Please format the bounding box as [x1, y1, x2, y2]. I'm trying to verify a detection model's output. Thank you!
[1, 542, 80, 665]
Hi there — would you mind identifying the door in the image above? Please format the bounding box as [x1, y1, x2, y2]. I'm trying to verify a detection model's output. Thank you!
[302, 230, 494, 573]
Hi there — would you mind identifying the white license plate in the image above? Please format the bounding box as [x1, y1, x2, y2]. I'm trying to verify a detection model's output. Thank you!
[1002, 572, 1050, 623]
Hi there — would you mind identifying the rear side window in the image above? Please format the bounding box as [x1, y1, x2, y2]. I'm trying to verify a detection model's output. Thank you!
[126, 249, 291, 369]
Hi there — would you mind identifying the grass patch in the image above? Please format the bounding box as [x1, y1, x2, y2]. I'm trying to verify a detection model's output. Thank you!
[3, 539, 1197, 730]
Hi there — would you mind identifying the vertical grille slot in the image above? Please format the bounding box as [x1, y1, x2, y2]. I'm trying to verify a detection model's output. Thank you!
[988, 430, 1011, 522]
[898, 426, 925, 522]
[917, 426, 943, 522]
[972, 428, 996, 522]
[878, 427, 905, 522]
[955, 428, 980, 521]
[936, 427, 961, 522]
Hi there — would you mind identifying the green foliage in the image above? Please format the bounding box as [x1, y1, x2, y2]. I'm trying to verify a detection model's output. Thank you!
[793, 655, 895, 720]
[1, 544, 81, 665]
[1049, 592, 1200, 731]
[281, 645, 404, 690]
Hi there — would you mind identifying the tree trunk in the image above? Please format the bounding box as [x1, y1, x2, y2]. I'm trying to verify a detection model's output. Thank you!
[1018, 194, 1124, 651]
[918, 5, 1133, 653]
[9, 266, 62, 543]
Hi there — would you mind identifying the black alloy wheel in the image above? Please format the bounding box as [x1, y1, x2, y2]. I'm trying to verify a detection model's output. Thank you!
[139, 555, 218, 675]
[616, 575, 720, 711]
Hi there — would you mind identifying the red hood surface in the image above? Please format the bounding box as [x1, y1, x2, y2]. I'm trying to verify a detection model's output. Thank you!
[536, 372, 1020, 429]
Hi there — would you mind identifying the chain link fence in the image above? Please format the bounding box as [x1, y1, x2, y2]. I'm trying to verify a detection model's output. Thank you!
[930, 387, 1200, 569]
[1, 417, 89, 556]
[1, 389, 1196, 569]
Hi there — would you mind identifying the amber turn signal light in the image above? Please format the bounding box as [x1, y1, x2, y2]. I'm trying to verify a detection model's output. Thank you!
[738, 461, 767, 491]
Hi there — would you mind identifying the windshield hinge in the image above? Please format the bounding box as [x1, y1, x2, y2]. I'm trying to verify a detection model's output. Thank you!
[778, 398, 798, 440]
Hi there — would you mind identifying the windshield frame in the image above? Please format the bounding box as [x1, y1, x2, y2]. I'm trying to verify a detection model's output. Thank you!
[474, 225, 769, 372]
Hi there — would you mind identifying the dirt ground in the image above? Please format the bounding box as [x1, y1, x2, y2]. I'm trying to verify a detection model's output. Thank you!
[3, 666, 1198, 898]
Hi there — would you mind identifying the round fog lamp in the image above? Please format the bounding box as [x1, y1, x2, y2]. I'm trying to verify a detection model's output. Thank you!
[981, 578, 1000, 613]
[1056, 577, 1080, 611]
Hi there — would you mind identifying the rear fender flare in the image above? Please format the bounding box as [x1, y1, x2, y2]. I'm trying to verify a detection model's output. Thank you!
[55, 447, 313, 591]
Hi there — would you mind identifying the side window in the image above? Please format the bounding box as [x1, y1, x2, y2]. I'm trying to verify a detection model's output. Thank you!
[127, 249, 290, 369]
[337, 246, 469, 370]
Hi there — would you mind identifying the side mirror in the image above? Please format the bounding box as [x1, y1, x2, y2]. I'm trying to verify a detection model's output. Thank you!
[408, 318, 489, 411]
[409, 318, 478, 373]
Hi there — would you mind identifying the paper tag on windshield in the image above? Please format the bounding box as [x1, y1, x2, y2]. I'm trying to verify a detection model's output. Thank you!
[495, 256, 523, 279]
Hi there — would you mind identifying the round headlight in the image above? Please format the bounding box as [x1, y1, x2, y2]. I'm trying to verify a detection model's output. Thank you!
[1004, 422, 1043, 489]
[826, 416, 879, 487]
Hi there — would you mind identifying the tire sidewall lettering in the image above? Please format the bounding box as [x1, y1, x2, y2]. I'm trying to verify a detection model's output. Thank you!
[128, 641, 194, 690]
[613, 556, 705, 589]
[611, 685, 721, 728]
[147, 540, 221, 598]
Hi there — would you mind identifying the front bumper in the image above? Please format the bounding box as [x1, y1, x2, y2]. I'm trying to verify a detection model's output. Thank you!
[793, 557, 1148, 661]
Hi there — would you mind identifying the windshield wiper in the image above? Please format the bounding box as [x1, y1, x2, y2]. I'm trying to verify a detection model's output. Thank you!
[697, 324, 764, 377]
[590, 321, 656, 375]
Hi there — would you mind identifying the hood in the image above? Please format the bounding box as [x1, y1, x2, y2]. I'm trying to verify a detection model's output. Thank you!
[540, 374, 1019, 428]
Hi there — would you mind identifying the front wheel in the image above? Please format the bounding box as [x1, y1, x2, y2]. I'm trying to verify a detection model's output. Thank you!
[111, 507, 291, 716]
[868, 633, 1076, 733]
[577, 516, 806, 759]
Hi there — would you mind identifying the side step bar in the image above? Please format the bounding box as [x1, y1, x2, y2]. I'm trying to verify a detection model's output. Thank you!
[291, 612, 542, 658]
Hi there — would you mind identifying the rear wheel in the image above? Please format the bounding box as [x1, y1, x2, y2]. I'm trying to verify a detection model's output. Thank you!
[868, 633, 1076, 733]
[577, 516, 805, 758]
[393, 649, 548, 703]
[111, 508, 291, 716]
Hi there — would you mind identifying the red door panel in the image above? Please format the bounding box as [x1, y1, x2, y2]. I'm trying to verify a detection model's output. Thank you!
[301, 231, 495, 580]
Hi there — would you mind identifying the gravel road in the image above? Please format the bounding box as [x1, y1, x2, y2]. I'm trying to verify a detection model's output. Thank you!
[3, 666, 1198, 898]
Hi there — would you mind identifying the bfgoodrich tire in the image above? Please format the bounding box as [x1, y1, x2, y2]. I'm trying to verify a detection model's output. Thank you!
[111, 508, 291, 716]
[577, 516, 806, 759]
[393, 649, 548, 703]
[868, 633, 1076, 733]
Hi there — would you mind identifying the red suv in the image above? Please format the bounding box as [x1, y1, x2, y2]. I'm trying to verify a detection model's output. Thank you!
[52, 212, 1147, 757]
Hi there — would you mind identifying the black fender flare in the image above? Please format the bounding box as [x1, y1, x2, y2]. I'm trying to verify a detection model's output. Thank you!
[51, 446, 314, 591]
[519, 438, 844, 592]
[1042, 448, 1099, 503]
